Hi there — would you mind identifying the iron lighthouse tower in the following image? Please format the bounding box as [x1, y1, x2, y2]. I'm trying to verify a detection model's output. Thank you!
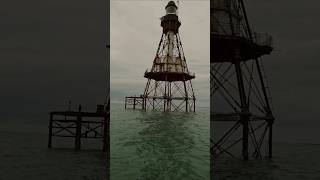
[142, 1, 196, 112]
[211, 0, 275, 161]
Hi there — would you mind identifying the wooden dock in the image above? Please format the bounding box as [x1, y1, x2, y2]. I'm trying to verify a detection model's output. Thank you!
[48, 105, 109, 152]
[125, 96, 144, 109]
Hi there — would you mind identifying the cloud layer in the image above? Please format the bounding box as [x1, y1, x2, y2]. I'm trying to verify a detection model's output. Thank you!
[110, 0, 210, 107]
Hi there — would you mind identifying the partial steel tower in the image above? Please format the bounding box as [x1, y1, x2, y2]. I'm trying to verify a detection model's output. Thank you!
[211, 0, 275, 160]
[142, 1, 196, 112]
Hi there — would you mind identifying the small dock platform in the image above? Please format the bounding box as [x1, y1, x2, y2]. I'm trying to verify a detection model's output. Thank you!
[125, 96, 144, 109]
[48, 105, 109, 152]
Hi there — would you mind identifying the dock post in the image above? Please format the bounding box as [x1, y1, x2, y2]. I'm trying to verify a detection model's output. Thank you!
[48, 113, 53, 148]
[163, 98, 166, 112]
[185, 98, 188, 112]
[102, 114, 108, 152]
[75, 105, 82, 150]
[101, 113, 110, 180]
[133, 97, 136, 109]
[142, 97, 145, 110]
[125, 98, 127, 109]
[106, 114, 110, 180]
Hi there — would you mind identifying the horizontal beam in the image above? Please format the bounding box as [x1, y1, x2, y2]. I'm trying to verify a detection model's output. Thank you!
[52, 120, 104, 124]
[50, 111, 108, 117]
[52, 135, 104, 139]
[211, 113, 270, 122]
[145, 96, 195, 100]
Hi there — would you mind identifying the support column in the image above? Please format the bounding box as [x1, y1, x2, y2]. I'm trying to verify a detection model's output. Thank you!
[48, 113, 53, 148]
[241, 113, 249, 160]
[168, 82, 172, 111]
[102, 114, 108, 152]
[234, 61, 249, 160]
[193, 98, 196, 112]
[144, 98, 147, 110]
[255, 59, 274, 159]
[268, 117, 274, 158]
[106, 113, 110, 180]
[268, 123, 272, 158]
[141, 96, 145, 110]
[164, 81, 167, 112]
[183, 81, 188, 112]
[75, 105, 82, 150]
[133, 97, 136, 109]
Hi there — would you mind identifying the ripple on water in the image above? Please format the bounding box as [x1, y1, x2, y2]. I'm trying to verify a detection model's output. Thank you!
[111, 104, 210, 180]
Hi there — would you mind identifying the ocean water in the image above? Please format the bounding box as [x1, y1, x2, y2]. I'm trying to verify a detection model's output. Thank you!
[110, 102, 210, 180]
[0, 129, 107, 180]
[213, 143, 320, 180]
[2, 113, 319, 180]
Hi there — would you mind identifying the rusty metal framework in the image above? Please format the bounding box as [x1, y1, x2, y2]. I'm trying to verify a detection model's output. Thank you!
[48, 105, 109, 151]
[211, 0, 275, 165]
[141, 1, 196, 112]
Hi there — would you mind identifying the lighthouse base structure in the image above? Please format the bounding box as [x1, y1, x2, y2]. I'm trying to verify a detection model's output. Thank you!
[142, 76, 196, 112]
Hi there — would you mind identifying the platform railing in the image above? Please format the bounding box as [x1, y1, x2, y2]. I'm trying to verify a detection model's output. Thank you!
[212, 29, 273, 48]
[145, 68, 195, 76]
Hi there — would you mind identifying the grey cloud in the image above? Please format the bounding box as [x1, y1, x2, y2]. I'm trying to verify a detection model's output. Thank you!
[110, 1, 210, 107]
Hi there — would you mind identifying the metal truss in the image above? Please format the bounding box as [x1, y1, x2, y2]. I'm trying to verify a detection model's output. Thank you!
[142, 31, 196, 112]
[143, 79, 195, 112]
[211, 58, 274, 161]
[211, 0, 275, 162]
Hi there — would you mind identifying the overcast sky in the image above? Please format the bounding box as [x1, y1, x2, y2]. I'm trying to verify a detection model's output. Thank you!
[110, 0, 210, 107]
[245, 0, 320, 143]
[0, 0, 108, 132]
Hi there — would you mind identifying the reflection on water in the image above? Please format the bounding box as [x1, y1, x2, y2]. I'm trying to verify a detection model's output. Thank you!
[111, 103, 209, 180]
[136, 112, 196, 179]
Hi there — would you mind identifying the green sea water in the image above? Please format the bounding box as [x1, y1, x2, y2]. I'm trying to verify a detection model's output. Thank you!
[110, 102, 210, 180]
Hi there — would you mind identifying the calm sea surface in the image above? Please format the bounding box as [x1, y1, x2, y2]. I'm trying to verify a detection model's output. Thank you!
[213, 143, 320, 180]
[0, 126, 107, 180]
[110, 102, 210, 180]
[1, 108, 320, 179]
